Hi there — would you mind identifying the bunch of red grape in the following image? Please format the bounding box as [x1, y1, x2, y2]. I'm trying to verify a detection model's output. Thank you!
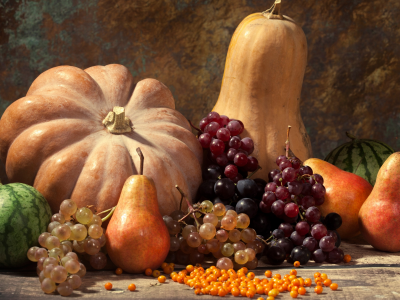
[162, 201, 264, 270]
[27, 199, 108, 296]
[197, 112, 259, 182]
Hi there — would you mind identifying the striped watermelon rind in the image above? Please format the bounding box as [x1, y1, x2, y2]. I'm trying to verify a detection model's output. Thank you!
[0, 182, 52, 268]
[324, 132, 394, 186]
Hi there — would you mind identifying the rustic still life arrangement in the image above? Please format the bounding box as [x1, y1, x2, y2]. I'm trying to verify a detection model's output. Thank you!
[0, 0, 398, 298]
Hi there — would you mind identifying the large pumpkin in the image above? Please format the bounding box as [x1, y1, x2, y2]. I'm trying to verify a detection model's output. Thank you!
[213, 0, 312, 181]
[0, 64, 203, 216]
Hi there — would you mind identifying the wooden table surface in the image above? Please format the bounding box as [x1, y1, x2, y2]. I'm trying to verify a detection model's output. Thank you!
[1, 236, 400, 299]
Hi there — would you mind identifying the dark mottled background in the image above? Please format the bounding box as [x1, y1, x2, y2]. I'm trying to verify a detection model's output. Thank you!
[1, 0, 400, 183]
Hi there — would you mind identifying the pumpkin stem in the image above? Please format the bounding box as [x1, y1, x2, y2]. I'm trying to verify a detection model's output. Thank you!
[264, 0, 283, 20]
[285, 125, 292, 158]
[136, 147, 144, 175]
[346, 131, 357, 140]
[102, 106, 132, 134]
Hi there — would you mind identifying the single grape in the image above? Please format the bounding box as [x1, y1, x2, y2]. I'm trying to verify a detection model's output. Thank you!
[45, 236, 61, 250]
[272, 229, 285, 239]
[288, 181, 303, 195]
[312, 248, 327, 263]
[311, 224, 328, 240]
[50, 265, 68, 283]
[327, 248, 344, 264]
[319, 236, 336, 252]
[214, 178, 235, 200]
[216, 229, 229, 242]
[65, 252, 79, 261]
[166, 219, 181, 235]
[84, 238, 101, 255]
[216, 128, 231, 142]
[323, 212, 343, 230]
[271, 200, 285, 216]
[290, 231, 305, 246]
[88, 224, 103, 239]
[61, 240, 73, 255]
[51, 213, 66, 224]
[266, 245, 286, 265]
[300, 195, 315, 209]
[61, 256, 72, 266]
[199, 223, 216, 240]
[198, 244, 209, 254]
[67, 274, 82, 290]
[210, 138, 225, 155]
[182, 224, 197, 239]
[169, 236, 180, 252]
[76, 263, 87, 277]
[245, 156, 259, 172]
[199, 117, 209, 131]
[216, 257, 233, 270]
[234, 250, 249, 264]
[273, 173, 287, 186]
[206, 239, 220, 253]
[299, 166, 313, 176]
[204, 121, 220, 137]
[54, 224, 72, 241]
[75, 207, 93, 225]
[228, 229, 241, 243]
[236, 213, 250, 229]
[245, 256, 258, 270]
[240, 137, 254, 154]
[289, 157, 302, 169]
[213, 203, 226, 216]
[199, 133, 212, 148]
[200, 200, 214, 213]
[234, 152, 248, 167]
[226, 120, 242, 136]
[41, 278, 57, 294]
[43, 264, 55, 278]
[311, 183, 326, 199]
[278, 223, 294, 237]
[244, 248, 256, 261]
[221, 243, 235, 257]
[60, 199, 77, 217]
[65, 259, 81, 274]
[232, 241, 246, 252]
[305, 206, 321, 223]
[303, 236, 318, 252]
[221, 215, 237, 230]
[187, 232, 202, 248]
[224, 164, 238, 179]
[90, 252, 108, 270]
[189, 250, 205, 265]
[38, 232, 51, 248]
[98, 233, 107, 247]
[279, 160, 292, 170]
[49, 247, 64, 261]
[290, 245, 311, 265]
[218, 115, 230, 127]
[73, 240, 85, 253]
[215, 152, 229, 167]
[57, 281, 73, 296]
[282, 167, 296, 182]
[241, 228, 256, 244]
[226, 209, 238, 218]
[48, 221, 61, 234]
[235, 198, 258, 219]
[39, 270, 46, 282]
[276, 155, 288, 166]
[295, 221, 310, 236]
[27, 246, 39, 262]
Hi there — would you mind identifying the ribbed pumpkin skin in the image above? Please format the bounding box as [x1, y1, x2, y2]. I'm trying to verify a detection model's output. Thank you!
[325, 138, 394, 186]
[213, 12, 312, 181]
[0, 183, 52, 268]
[0, 64, 202, 216]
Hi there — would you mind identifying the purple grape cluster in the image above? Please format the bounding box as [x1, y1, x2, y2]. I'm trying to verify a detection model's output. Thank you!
[197, 111, 259, 182]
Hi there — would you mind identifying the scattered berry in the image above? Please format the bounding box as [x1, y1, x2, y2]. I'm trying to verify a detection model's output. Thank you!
[158, 275, 166, 283]
[104, 282, 112, 290]
[128, 283, 136, 291]
[115, 268, 123, 275]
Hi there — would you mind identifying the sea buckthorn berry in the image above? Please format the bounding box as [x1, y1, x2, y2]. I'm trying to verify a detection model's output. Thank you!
[344, 254, 352, 263]
[158, 275, 166, 283]
[314, 272, 321, 278]
[289, 275, 297, 281]
[298, 286, 306, 295]
[194, 288, 202, 295]
[267, 297, 275, 300]
[163, 266, 173, 274]
[128, 283, 136, 291]
[292, 279, 300, 286]
[316, 282, 323, 286]
[291, 285, 299, 292]
[273, 273, 281, 279]
[290, 269, 297, 276]
[240, 288, 248, 297]
[268, 288, 279, 297]
[293, 261, 300, 267]
[257, 297, 264, 300]
[104, 282, 112, 290]
[320, 273, 328, 280]
[290, 290, 299, 298]
[210, 287, 219, 296]
[324, 279, 332, 287]
[304, 278, 312, 287]
[152, 270, 161, 278]
[246, 289, 255, 298]
[115, 267, 123, 275]
[330, 283, 339, 290]
[145, 268, 152, 276]
[186, 265, 194, 272]
[298, 278, 304, 286]
[315, 277, 323, 284]
[161, 262, 168, 269]
[169, 263, 175, 268]
[247, 272, 255, 280]
[315, 285, 323, 294]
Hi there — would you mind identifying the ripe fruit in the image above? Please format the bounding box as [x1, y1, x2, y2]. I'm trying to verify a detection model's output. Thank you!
[105, 282, 112, 290]
[303, 158, 373, 239]
[106, 149, 170, 273]
[0, 182, 52, 268]
[359, 152, 400, 252]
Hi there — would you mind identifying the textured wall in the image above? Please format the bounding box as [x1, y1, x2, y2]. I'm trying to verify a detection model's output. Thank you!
[1, 0, 399, 183]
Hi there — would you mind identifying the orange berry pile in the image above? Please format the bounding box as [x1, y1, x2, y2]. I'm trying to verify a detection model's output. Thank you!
[170, 265, 340, 297]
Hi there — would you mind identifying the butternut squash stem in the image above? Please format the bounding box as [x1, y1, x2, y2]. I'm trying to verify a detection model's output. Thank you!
[176, 185, 200, 230]
[101, 206, 116, 223]
[136, 147, 144, 175]
[285, 125, 292, 158]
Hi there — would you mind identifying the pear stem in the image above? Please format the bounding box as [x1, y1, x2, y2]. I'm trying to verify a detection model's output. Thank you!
[101, 207, 116, 222]
[136, 147, 144, 175]
[285, 125, 291, 158]
[176, 185, 200, 230]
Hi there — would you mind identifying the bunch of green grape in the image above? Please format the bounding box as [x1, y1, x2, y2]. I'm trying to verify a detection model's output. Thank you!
[163, 200, 265, 270]
[27, 199, 107, 296]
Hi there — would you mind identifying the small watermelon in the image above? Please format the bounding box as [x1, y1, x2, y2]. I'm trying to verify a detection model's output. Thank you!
[0, 181, 52, 268]
[324, 132, 394, 186]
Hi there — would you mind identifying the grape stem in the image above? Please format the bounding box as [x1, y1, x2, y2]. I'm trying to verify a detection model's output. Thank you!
[96, 207, 113, 216]
[285, 125, 291, 158]
[247, 165, 262, 179]
[188, 120, 202, 135]
[101, 207, 116, 222]
[176, 185, 201, 230]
